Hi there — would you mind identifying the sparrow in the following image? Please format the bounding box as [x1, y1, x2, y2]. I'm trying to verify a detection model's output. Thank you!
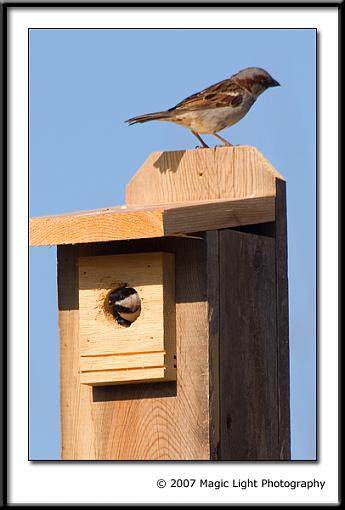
[125, 67, 280, 148]
[108, 287, 141, 327]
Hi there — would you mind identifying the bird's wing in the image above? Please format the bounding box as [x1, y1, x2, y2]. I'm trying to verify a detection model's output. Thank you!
[169, 78, 245, 112]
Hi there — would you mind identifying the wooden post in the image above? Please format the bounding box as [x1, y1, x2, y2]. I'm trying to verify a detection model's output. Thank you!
[31, 146, 290, 460]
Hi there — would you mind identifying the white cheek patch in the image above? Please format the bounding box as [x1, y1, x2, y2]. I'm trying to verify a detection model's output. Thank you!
[117, 308, 141, 323]
[116, 293, 141, 311]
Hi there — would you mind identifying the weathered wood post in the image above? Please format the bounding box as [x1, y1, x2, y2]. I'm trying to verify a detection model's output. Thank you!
[29, 146, 290, 460]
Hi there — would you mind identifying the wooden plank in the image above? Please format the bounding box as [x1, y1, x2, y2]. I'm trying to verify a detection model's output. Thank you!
[163, 196, 275, 234]
[275, 179, 291, 459]
[61, 236, 210, 459]
[126, 146, 283, 206]
[80, 351, 165, 371]
[58, 245, 96, 459]
[162, 251, 177, 381]
[79, 252, 166, 356]
[219, 229, 279, 460]
[206, 231, 220, 460]
[29, 195, 275, 246]
[78, 251, 176, 384]
[30, 209, 164, 246]
[80, 367, 166, 385]
[91, 237, 209, 459]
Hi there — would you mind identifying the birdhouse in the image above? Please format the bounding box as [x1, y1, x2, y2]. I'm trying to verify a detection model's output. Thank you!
[29, 146, 290, 461]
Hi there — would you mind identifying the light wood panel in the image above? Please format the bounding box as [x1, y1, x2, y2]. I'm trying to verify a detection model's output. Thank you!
[80, 367, 166, 385]
[59, 237, 210, 459]
[80, 352, 165, 372]
[126, 146, 283, 206]
[29, 196, 275, 246]
[58, 245, 96, 459]
[30, 208, 163, 246]
[162, 196, 275, 234]
[78, 252, 176, 384]
[89, 237, 209, 459]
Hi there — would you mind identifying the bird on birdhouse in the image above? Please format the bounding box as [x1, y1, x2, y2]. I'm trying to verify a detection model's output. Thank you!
[125, 67, 280, 148]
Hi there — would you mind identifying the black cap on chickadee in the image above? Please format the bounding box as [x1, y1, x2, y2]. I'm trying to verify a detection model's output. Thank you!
[108, 287, 141, 327]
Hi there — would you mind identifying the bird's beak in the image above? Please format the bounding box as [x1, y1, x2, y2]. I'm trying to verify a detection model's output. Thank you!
[271, 79, 280, 87]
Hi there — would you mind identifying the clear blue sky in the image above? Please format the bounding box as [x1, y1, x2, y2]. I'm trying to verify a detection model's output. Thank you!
[29, 28, 316, 460]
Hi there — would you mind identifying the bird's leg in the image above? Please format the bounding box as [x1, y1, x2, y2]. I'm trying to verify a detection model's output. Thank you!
[213, 133, 233, 147]
[191, 130, 209, 148]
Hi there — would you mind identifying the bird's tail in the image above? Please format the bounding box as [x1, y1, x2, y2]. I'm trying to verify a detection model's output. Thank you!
[125, 111, 173, 125]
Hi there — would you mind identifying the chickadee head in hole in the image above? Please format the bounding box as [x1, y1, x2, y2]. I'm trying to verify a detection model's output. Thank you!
[108, 287, 141, 327]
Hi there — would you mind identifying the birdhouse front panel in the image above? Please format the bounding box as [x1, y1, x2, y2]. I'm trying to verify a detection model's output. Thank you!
[78, 251, 176, 385]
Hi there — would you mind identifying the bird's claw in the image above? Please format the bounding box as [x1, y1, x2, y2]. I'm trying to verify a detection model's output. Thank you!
[214, 143, 239, 148]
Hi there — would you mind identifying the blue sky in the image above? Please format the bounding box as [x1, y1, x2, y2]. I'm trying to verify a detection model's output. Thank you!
[29, 28, 316, 460]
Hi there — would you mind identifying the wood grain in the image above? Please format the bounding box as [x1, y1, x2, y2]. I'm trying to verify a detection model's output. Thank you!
[126, 146, 283, 206]
[78, 252, 176, 384]
[162, 196, 275, 234]
[30, 208, 164, 246]
[218, 229, 279, 460]
[79, 252, 166, 355]
[162, 251, 177, 381]
[90, 237, 209, 459]
[80, 367, 166, 385]
[80, 352, 165, 371]
[206, 231, 220, 460]
[275, 179, 291, 459]
[29, 196, 275, 246]
[60, 237, 210, 459]
[58, 245, 96, 459]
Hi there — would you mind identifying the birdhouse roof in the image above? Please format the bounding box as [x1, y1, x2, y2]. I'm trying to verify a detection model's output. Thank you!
[29, 146, 283, 247]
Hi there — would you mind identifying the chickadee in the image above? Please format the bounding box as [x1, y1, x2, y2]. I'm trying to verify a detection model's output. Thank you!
[108, 287, 141, 327]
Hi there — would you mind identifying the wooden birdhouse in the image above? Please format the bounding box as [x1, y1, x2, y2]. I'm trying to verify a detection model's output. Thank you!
[29, 146, 290, 461]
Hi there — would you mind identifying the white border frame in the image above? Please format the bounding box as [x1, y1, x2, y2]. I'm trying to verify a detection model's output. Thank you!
[9, 6, 339, 505]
